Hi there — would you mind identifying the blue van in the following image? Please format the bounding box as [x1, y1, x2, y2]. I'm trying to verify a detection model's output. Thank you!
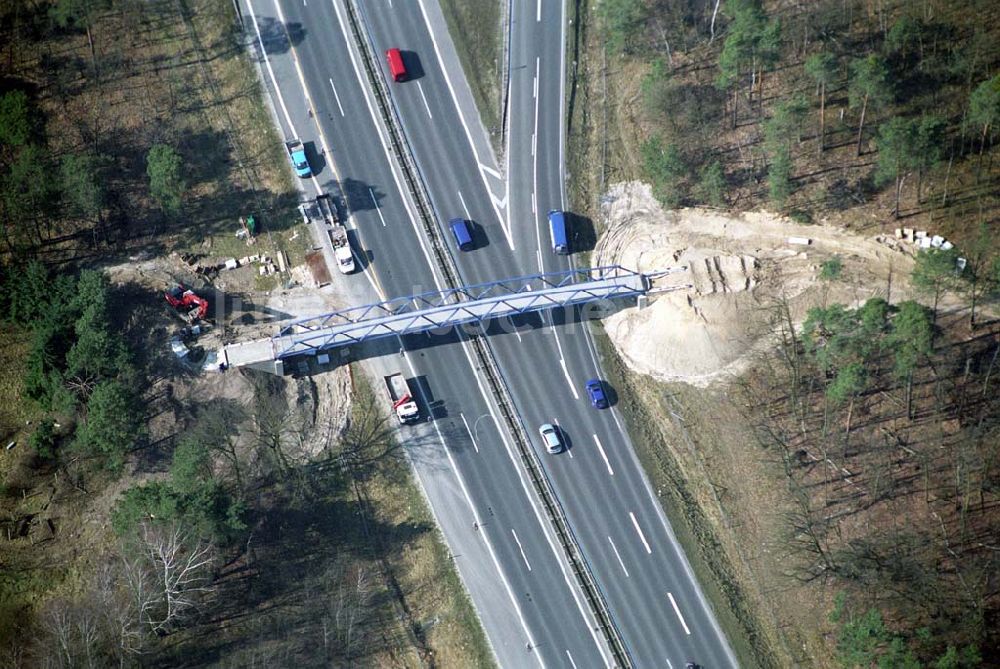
[450, 217, 474, 251]
[548, 210, 569, 255]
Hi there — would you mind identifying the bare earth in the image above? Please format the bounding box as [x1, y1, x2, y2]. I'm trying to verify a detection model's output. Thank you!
[596, 181, 924, 387]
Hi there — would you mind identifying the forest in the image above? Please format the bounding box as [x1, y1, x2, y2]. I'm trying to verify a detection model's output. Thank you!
[0, 0, 488, 666]
[573, 0, 1000, 666]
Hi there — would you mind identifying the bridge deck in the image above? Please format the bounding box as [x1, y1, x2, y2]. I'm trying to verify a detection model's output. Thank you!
[222, 267, 664, 368]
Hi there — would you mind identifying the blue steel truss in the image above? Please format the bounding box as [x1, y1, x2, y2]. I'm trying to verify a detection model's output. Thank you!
[271, 266, 655, 359]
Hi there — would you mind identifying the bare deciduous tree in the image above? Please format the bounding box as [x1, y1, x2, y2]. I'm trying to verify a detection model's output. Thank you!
[122, 522, 216, 635]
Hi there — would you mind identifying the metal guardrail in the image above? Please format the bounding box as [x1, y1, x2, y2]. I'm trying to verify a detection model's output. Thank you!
[342, 1, 631, 665]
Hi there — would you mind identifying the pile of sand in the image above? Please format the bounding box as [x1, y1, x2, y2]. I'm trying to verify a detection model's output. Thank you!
[596, 182, 919, 387]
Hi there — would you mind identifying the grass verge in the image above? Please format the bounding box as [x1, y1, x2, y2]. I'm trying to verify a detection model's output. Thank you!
[438, 0, 503, 153]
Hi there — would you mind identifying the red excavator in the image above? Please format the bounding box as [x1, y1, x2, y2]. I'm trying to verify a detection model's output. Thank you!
[165, 284, 209, 323]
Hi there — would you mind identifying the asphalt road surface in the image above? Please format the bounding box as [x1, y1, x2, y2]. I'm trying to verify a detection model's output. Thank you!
[242, 0, 739, 666]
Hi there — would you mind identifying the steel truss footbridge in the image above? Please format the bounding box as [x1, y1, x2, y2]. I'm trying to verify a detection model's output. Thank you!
[221, 265, 684, 371]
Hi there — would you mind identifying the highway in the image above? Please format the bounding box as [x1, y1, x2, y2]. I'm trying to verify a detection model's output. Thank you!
[243, 0, 612, 666]
[242, 0, 739, 666]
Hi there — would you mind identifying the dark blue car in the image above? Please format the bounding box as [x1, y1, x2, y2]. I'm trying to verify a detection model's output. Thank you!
[585, 379, 608, 409]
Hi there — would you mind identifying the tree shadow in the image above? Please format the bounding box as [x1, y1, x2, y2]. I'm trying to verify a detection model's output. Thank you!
[152, 481, 431, 668]
[339, 177, 384, 214]
[570, 211, 597, 253]
[248, 17, 307, 60]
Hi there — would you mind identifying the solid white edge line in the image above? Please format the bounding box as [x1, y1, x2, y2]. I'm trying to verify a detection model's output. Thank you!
[558, 0, 567, 209]
[531, 55, 540, 255]
[330, 0, 445, 288]
[269, 0, 328, 195]
[416, 0, 514, 250]
[246, 3, 297, 132]
[578, 315, 739, 664]
[460, 412, 480, 453]
[593, 434, 614, 476]
[331, 1, 609, 664]
[327, 1, 543, 663]
[400, 344, 543, 662]
[667, 592, 692, 635]
[629, 511, 652, 554]
[453, 333, 609, 666]
[608, 536, 629, 578]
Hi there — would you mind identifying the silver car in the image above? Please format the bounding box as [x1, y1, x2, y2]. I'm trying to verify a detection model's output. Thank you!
[538, 423, 563, 454]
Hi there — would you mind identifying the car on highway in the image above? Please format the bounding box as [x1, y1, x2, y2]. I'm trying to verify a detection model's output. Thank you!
[548, 209, 569, 254]
[286, 139, 311, 178]
[538, 423, 563, 454]
[585, 379, 608, 409]
[449, 217, 474, 251]
[386, 47, 407, 82]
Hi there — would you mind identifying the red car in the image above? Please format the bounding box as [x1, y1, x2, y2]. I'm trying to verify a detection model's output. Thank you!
[385, 48, 407, 82]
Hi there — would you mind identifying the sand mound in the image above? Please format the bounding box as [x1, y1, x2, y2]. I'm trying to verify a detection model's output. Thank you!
[596, 182, 919, 387]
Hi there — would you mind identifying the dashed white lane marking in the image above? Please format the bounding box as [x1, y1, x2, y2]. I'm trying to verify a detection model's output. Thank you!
[536, 0, 541, 21]
[507, 316, 523, 343]
[460, 412, 480, 453]
[608, 536, 629, 577]
[369, 187, 387, 226]
[667, 592, 692, 635]
[323, 5, 553, 660]
[559, 357, 577, 399]
[565, 650, 578, 669]
[594, 434, 614, 476]
[328, 78, 345, 116]
[630, 511, 652, 554]
[511, 529, 532, 571]
[457, 190, 472, 221]
[416, 81, 434, 119]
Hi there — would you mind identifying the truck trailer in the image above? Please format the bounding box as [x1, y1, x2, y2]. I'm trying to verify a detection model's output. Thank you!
[384, 373, 419, 424]
[316, 194, 355, 274]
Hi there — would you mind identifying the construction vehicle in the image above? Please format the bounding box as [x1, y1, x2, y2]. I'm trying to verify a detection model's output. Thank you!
[316, 194, 355, 274]
[165, 284, 209, 323]
[300, 195, 355, 275]
[384, 373, 419, 424]
[286, 139, 311, 178]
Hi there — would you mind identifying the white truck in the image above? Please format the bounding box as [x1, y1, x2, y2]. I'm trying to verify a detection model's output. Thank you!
[384, 373, 419, 424]
[316, 194, 355, 274]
